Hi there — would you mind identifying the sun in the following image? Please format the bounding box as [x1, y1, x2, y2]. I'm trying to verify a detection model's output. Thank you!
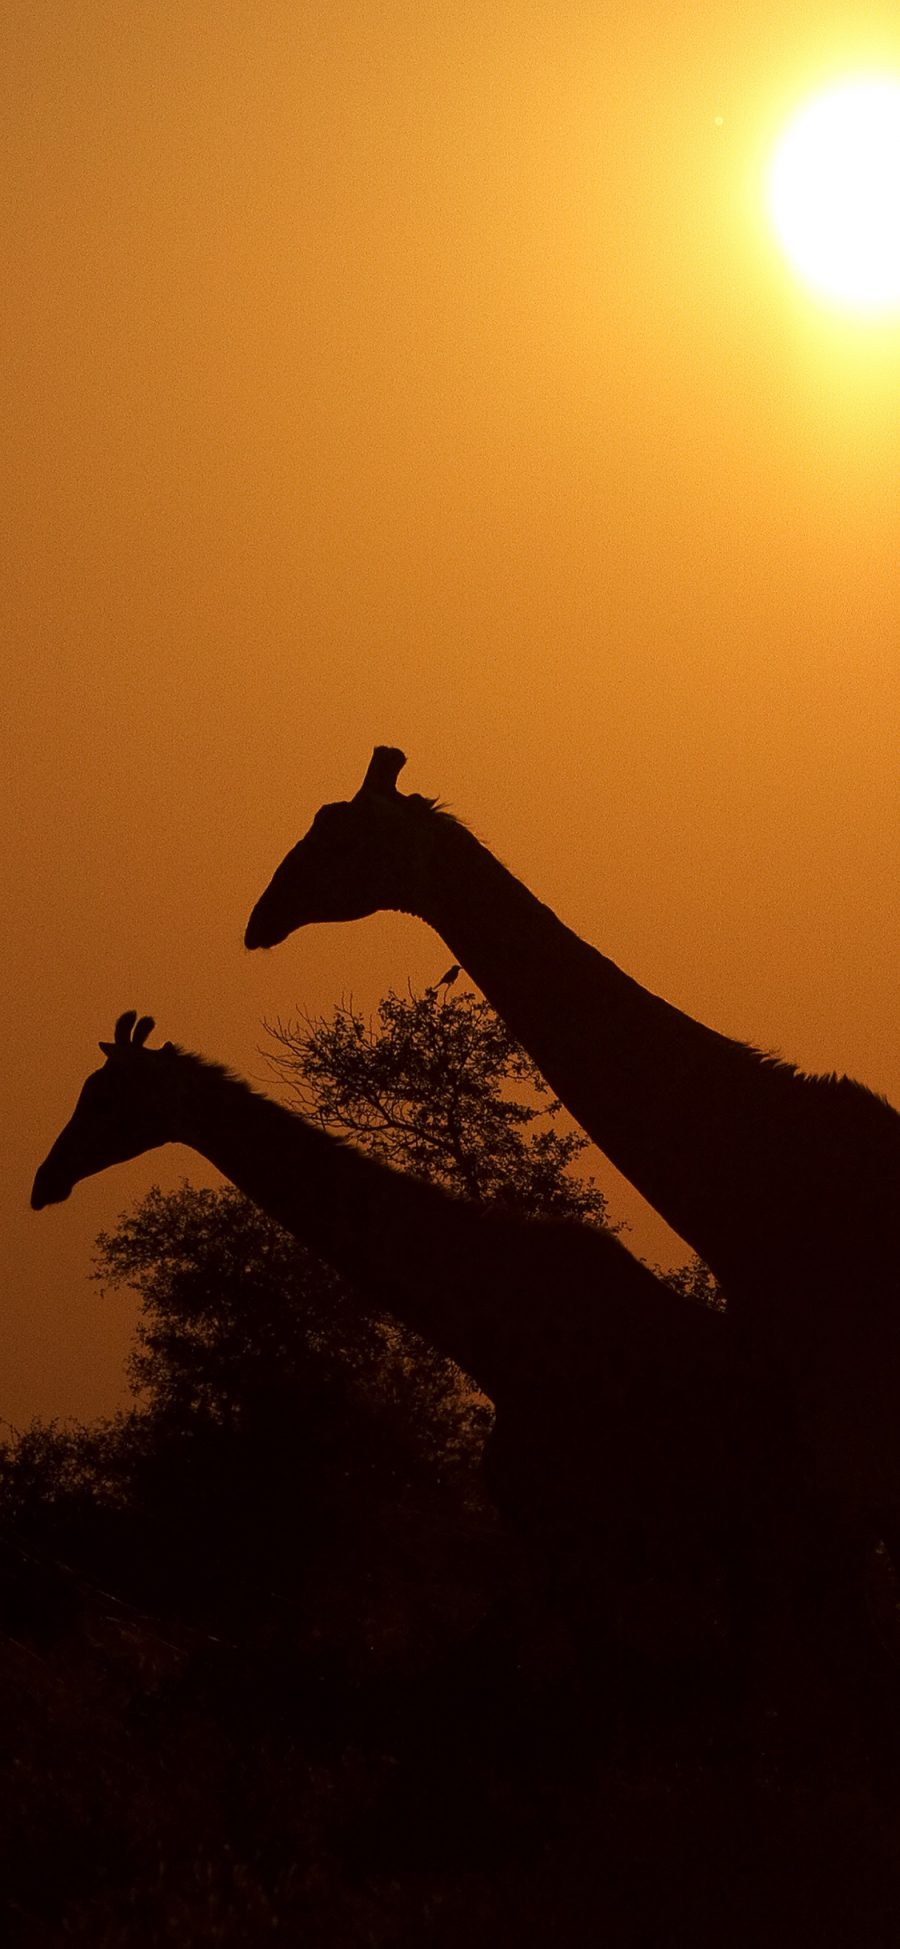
[767, 76, 900, 314]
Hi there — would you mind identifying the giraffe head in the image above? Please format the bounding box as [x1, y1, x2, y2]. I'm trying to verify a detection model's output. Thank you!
[245, 746, 429, 949]
[31, 1011, 175, 1208]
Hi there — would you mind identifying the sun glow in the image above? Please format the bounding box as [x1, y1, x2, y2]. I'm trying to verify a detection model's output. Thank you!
[767, 77, 900, 314]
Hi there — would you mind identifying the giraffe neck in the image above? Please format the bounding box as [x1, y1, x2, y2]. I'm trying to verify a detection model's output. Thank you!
[169, 1050, 496, 1378]
[404, 810, 788, 1286]
[163, 1046, 717, 1401]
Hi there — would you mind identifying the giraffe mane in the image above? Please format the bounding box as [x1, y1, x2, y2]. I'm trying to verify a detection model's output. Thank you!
[163, 1043, 358, 1142]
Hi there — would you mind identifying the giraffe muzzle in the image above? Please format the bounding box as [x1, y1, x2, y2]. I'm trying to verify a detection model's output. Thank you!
[31, 1162, 71, 1209]
[31, 1138, 75, 1209]
[244, 895, 292, 950]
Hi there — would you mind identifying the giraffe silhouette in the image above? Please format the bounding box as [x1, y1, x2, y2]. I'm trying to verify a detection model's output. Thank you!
[31, 1013, 788, 1610]
[245, 747, 900, 1540]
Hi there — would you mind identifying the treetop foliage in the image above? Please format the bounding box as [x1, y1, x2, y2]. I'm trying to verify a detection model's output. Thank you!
[94, 1184, 351, 1413]
[264, 981, 612, 1227]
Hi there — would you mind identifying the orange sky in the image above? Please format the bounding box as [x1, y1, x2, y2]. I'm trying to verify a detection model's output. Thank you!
[3, 2, 899, 1427]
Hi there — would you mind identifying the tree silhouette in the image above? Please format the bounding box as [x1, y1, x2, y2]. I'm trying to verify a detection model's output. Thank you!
[264, 981, 613, 1224]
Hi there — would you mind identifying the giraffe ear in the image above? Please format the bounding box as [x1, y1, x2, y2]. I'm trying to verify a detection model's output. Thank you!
[359, 746, 406, 798]
[98, 1040, 115, 1059]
